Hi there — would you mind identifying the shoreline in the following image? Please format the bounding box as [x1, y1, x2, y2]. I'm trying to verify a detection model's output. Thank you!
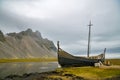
[2, 65, 120, 80]
[0, 59, 120, 80]
[3, 71, 85, 80]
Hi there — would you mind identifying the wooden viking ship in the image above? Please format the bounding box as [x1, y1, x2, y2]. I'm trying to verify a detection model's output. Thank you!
[57, 21, 106, 67]
[57, 41, 106, 67]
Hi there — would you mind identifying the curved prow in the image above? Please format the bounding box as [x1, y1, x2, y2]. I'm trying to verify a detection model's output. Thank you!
[103, 48, 106, 60]
[57, 41, 60, 53]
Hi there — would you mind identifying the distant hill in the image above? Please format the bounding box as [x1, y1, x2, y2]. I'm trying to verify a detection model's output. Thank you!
[0, 29, 57, 59]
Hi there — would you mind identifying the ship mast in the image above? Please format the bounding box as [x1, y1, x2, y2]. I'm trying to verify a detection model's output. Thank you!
[87, 21, 93, 57]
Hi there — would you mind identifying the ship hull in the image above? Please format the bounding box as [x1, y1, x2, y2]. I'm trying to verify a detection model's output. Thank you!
[58, 49, 105, 67]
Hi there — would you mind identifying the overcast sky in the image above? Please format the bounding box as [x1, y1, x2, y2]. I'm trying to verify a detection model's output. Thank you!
[0, 0, 120, 58]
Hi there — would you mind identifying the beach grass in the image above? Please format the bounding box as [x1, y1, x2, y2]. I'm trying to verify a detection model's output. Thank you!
[53, 66, 120, 80]
[106, 59, 120, 65]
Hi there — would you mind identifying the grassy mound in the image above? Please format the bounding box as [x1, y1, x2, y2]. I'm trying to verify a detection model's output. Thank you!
[54, 66, 120, 80]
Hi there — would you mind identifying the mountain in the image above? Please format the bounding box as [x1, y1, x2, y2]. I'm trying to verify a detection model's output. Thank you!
[0, 29, 57, 59]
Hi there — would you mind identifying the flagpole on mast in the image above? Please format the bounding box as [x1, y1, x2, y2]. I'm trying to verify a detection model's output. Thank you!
[87, 21, 93, 57]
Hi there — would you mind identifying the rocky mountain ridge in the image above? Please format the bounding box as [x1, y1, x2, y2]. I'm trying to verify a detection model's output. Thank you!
[0, 29, 57, 59]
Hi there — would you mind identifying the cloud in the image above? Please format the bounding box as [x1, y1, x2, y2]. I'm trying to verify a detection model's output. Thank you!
[0, 0, 120, 58]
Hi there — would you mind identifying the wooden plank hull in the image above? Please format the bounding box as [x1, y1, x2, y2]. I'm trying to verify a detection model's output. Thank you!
[58, 49, 105, 67]
[58, 57, 104, 67]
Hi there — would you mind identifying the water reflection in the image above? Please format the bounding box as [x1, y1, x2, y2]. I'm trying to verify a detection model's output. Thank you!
[0, 62, 59, 78]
